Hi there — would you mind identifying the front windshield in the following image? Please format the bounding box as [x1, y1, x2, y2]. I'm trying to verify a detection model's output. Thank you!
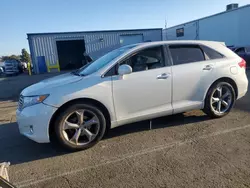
[76, 45, 137, 76]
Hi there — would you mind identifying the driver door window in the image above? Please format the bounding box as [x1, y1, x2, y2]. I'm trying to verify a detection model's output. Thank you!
[121, 46, 165, 72]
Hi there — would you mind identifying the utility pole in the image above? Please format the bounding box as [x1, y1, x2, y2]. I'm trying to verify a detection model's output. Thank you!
[164, 17, 168, 40]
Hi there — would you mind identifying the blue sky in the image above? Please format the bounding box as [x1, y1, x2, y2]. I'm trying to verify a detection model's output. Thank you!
[0, 0, 249, 56]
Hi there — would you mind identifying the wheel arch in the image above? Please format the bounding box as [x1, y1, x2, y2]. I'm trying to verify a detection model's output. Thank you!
[49, 98, 111, 142]
[204, 77, 238, 102]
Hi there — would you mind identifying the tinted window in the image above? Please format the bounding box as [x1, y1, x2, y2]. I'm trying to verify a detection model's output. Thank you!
[105, 65, 117, 77]
[246, 47, 250, 53]
[121, 46, 165, 72]
[201, 45, 224, 59]
[169, 45, 205, 65]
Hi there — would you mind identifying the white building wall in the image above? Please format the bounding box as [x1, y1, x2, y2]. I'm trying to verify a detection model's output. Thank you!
[163, 5, 250, 47]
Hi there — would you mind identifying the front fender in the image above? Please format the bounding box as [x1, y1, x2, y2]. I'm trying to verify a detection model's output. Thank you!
[44, 76, 116, 123]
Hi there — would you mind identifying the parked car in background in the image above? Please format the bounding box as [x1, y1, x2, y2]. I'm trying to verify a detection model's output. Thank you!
[0, 62, 4, 75]
[229, 46, 250, 68]
[4, 60, 22, 75]
[0, 66, 4, 75]
[17, 41, 248, 151]
[21, 62, 28, 71]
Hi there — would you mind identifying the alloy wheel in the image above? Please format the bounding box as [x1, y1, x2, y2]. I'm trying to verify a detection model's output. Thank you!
[62, 109, 100, 146]
[210, 85, 233, 114]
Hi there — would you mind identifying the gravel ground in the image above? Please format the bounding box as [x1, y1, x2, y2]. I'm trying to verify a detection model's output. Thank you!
[0, 72, 250, 188]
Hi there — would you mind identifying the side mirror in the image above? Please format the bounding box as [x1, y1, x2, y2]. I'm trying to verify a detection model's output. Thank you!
[118, 64, 132, 75]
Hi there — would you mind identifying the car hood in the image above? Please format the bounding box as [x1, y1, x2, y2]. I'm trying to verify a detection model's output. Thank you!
[21, 72, 83, 96]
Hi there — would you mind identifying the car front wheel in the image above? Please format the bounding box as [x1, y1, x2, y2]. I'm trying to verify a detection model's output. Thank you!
[54, 103, 106, 151]
[203, 82, 236, 118]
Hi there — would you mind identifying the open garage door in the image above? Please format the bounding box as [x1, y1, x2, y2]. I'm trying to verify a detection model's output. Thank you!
[120, 34, 143, 46]
[56, 40, 86, 70]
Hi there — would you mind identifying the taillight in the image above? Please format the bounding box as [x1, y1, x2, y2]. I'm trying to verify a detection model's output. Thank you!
[238, 59, 246, 69]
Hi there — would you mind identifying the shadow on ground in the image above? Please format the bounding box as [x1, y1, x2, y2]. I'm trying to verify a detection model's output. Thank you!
[0, 122, 67, 165]
[105, 113, 209, 139]
[234, 72, 250, 112]
[0, 113, 209, 165]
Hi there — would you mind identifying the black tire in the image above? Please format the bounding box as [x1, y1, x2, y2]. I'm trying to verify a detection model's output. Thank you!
[203, 82, 236, 118]
[54, 103, 106, 151]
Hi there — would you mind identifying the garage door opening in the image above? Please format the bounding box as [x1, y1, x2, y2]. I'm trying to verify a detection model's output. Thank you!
[56, 40, 86, 70]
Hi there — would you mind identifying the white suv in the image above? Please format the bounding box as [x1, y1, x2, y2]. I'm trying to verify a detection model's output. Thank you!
[16, 41, 248, 151]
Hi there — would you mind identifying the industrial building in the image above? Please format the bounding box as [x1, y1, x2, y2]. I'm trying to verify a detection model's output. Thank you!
[163, 4, 250, 47]
[27, 29, 162, 74]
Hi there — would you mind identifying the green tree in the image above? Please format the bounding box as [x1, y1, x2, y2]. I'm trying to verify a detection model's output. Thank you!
[1, 55, 20, 61]
[1, 56, 9, 61]
[20, 48, 30, 63]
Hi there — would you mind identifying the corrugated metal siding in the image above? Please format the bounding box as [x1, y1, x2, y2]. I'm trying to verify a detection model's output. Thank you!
[199, 8, 240, 46]
[28, 29, 162, 74]
[163, 22, 197, 40]
[163, 5, 250, 46]
[238, 7, 250, 46]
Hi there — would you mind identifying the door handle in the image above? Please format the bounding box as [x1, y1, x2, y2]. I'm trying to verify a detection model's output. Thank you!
[157, 73, 170, 79]
[203, 65, 213, 70]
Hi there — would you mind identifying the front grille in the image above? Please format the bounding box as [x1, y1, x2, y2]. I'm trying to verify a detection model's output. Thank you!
[18, 95, 24, 110]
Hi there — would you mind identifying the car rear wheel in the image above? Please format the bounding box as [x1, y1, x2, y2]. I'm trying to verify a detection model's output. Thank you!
[203, 82, 236, 118]
[54, 103, 106, 151]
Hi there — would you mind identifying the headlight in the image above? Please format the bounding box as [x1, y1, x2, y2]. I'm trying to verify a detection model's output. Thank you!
[21, 94, 49, 109]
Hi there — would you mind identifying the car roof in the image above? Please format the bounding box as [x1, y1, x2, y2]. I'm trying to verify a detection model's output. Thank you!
[122, 40, 238, 59]
[126, 40, 226, 51]
[135, 40, 226, 47]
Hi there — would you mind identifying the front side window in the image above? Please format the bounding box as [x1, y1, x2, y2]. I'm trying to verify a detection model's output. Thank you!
[121, 46, 165, 73]
[76, 44, 137, 76]
[169, 45, 205, 65]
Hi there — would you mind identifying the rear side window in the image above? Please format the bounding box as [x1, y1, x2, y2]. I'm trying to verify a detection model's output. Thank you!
[201, 45, 224, 59]
[169, 45, 205, 65]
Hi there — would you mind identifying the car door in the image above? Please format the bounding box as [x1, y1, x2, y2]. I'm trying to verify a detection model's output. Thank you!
[111, 45, 173, 125]
[168, 44, 219, 114]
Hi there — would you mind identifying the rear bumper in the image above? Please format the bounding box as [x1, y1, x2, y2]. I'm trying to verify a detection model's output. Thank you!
[236, 72, 248, 99]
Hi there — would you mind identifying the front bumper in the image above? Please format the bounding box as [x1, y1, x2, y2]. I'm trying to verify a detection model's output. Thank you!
[16, 103, 57, 143]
